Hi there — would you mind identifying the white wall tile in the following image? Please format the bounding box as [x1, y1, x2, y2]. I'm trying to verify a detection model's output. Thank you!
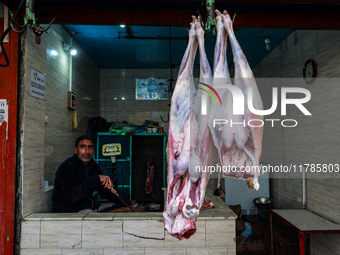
[104, 248, 144, 255]
[20, 221, 41, 248]
[145, 248, 186, 255]
[186, 247, 228, 255]
[62, 249, 104, 255]
[310, 234, 340, 255]
[82, 221, 123, 248]
[206, 220, 235, 247]
[100, 69, 173, 130]
[227, 245, 236, 255]
[41, 221, 81, 248]
[123, 220, 165, 247]
[21, 249, 62, 255]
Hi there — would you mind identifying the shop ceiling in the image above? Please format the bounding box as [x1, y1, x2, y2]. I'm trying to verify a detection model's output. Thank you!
[3, 0, 340, 69]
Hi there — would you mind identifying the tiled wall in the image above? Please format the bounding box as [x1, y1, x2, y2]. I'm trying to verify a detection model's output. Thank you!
[20, 214, 235, 255]
[256, 30, 340, 254]
[19, 25, 47, 216]
[19, 25, 100, 216]
[44, 26, 100, 186]
[100, 69, 201, 134]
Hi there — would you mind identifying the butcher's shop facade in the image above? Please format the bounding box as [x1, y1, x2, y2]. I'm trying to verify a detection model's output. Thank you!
[1, 1, 340, 254]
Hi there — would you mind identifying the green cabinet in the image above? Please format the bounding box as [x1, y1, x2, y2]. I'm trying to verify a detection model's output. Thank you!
[94, 132, 166, 204]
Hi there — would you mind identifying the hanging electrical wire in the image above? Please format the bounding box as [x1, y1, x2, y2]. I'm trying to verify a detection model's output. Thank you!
[0, 0, 55, 67]
[197, 0, 216, 34]
[160, 26, 174, 123]
[0, 27, 11, 67]
[0, 0, 23, 67]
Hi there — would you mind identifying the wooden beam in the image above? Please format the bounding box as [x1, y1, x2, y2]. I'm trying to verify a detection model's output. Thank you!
[4, 0, 340, 9]
[3, 0, 340, 29]
[29, 6, 340, 29]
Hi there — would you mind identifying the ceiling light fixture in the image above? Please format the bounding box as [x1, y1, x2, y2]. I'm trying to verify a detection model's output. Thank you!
[63, 42, 77, 56]
[120, 24, 126, 28]
[265, 39, 271, 51]
[51, 50, 58, 56]
[63, 42, 72, 51]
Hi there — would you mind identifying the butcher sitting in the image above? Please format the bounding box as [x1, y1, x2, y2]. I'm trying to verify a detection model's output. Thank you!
[52, 135, 125, 212]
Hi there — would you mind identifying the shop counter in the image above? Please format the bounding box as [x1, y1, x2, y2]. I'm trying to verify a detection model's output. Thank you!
[21, 189, 237, 254]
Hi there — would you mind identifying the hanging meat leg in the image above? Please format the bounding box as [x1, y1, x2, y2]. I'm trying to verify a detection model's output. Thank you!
[208, 9, 232, 165]
[190, 16, 214, 211]
[222, 10, 263, 189]
[163, 16, 199, 240]
[210, 10, 263, 188]
[163, 15, 216, 240]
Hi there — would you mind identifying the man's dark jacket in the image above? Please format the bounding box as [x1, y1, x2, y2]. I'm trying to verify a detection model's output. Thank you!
[52, 154, 123, 212]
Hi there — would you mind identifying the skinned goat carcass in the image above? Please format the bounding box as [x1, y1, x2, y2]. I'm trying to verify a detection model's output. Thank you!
[163, 17, 198, 240]
[164, 9, 264, 240]
[208, 10, 263, 189]
[190, 14, 214, 212]
[163, 16, 212, 240]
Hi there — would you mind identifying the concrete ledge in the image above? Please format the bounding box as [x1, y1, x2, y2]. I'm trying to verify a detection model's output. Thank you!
[24, 189, 237, 221]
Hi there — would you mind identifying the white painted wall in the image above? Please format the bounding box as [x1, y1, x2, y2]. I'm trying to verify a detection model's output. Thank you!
[256, 30, 340, 254]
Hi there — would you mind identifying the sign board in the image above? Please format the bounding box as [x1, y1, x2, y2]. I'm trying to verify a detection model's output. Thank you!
[0, 99, 8, 126]
[102, 143, 122, 156]
[30, 69, 46, 100]
[135, 78, 169, 100]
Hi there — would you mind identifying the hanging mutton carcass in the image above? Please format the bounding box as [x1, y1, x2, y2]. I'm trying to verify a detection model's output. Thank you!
[163, 9, 264, 240]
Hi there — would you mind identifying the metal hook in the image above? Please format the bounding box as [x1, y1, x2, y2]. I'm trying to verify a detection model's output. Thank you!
[232, 13, 237, 24]
[33, 18, 55, 33]
[32, 27, 44, 36]
[197, 10, 211, 33]
[165, 78, 175, 94]
[160, 113, 169, 123]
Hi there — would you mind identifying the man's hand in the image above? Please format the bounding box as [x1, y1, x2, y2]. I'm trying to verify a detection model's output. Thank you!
[99, 175, 113, 189]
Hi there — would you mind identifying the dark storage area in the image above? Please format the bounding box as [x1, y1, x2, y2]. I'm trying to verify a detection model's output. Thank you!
[95, 132, 166, 208]
[132, 135, 166, 209]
